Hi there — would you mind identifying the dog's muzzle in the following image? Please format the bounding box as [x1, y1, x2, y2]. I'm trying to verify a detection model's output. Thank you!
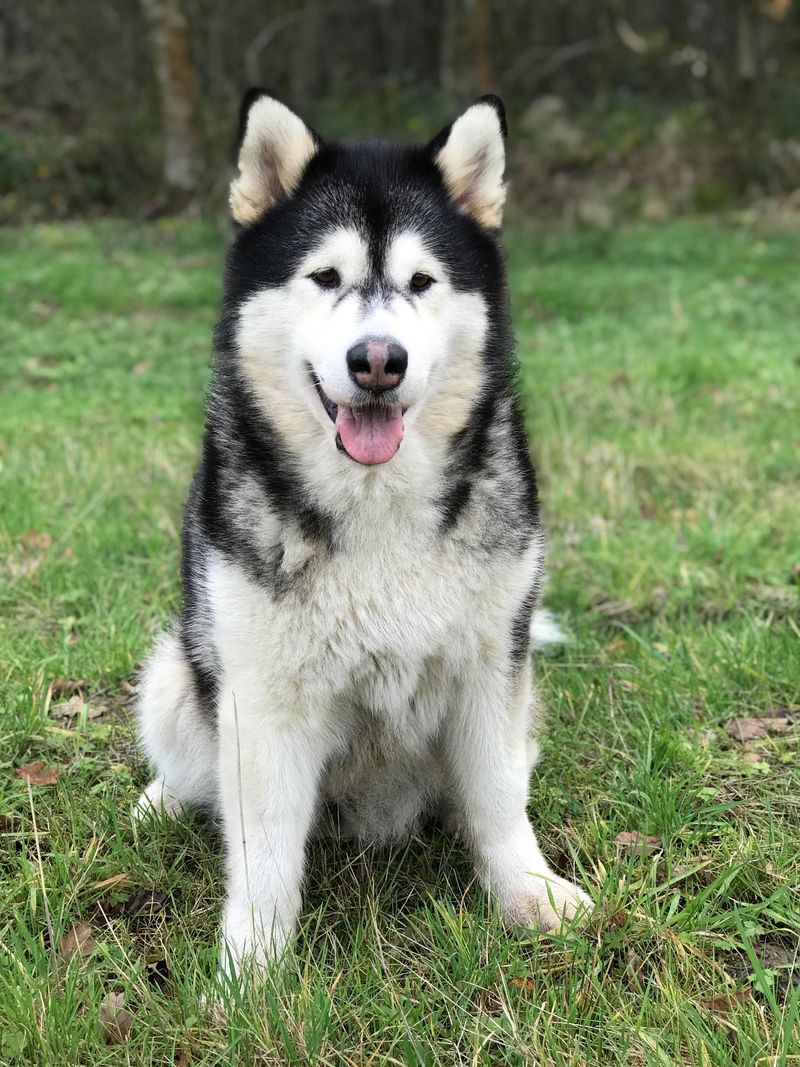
[311, 367, 405, 466]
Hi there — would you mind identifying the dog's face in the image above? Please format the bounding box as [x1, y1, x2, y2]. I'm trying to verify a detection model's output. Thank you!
[222, 93, 509, 466]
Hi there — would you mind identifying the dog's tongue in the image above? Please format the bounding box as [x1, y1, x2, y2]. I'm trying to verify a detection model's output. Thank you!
[335, 405, 404, 465]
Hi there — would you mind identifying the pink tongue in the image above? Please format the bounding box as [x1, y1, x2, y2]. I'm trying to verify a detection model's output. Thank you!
[335, 405, 404, 465]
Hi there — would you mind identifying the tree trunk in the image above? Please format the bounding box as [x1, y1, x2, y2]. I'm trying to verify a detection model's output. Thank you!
[735, 0, 758, 82]
[473, 0, 493, 93]
[140, 0, 201, 202]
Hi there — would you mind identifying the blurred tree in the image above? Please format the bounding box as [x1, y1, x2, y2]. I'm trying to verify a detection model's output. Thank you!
[474, 0, 493, 93]
[140, 0, 201, 204]
[3, 0, 799, 218]
[736, 0, 758, 83]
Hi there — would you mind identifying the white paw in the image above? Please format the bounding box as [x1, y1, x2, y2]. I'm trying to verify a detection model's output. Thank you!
[217, 897, 296, 986]
[133, 778, 186, 823]
[503, 873, 592, 932]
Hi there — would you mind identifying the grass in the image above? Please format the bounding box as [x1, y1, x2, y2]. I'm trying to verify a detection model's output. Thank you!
[0, 217, 798, 1065]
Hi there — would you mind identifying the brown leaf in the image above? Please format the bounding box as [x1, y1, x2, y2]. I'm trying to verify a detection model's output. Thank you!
[626, 948, 645, 984]
[99, 992, 133, 1044]
[59, 923, 96, 961]
[16, 761, 60, 786]
[51, 677, 86, 697]
[615, 831, 662, 855]
[51, 695, 105, 722]
[725, 714, 792, 742]
[701, 987, 752, 1013]
[20, 529, 51, 552]
[742, 751, 766, 766]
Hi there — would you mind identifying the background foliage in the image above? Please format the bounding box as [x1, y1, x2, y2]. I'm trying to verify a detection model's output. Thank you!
[3, 0, 800, 221]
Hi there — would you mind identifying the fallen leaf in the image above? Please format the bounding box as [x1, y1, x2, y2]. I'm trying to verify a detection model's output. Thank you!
[119, 888, 168, 920]
[701, 987, 752, 1012]
[51, 695, 105, 722]
[756, 940, 797, 971]
[51, 677, 86, 697]
[725, 714, 792, 742]
[20, 529, 51, 552]
[59, 923, 96, 961]
[615, 831, 662, 856]
[16, 761, 60, 786]
[99, 992, 133, 1044]
[626, 948, 644, 984]
[742, 751, 767, 766]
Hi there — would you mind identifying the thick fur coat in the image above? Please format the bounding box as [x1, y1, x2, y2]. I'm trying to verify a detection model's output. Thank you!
[136, 92, 590, 980]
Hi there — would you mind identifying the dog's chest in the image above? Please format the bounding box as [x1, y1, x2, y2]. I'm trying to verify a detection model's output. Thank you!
[280, 520, 484, 732]
[210, 502, 509, 739]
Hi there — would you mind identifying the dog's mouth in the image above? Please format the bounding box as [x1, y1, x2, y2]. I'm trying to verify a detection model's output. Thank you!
[311, 372, 405, 466]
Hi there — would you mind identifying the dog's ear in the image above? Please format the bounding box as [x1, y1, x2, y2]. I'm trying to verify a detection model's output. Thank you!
[428, 95, 507, 230]
[229, 90, 321, 225]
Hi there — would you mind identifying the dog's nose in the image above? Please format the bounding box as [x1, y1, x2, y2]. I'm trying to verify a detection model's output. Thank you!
[346, 338, 407, 392]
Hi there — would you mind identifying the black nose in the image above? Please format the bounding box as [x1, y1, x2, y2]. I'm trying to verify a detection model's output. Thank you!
[346, 338, 407, 392]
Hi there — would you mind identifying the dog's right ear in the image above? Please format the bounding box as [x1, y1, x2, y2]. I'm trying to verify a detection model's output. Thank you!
[229, 90, 320, 225]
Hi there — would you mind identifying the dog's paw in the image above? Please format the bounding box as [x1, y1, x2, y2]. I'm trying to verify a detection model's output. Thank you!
[504, 873, 592, 932]
[133, 778, 186, 824]
[217, 898, 295, 986]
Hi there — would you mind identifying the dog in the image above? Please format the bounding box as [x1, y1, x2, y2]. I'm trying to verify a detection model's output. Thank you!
[135, 90, 591, 982]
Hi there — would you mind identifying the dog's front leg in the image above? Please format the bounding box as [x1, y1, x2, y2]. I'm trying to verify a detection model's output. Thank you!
[445, 667, 591, 931]
[216, 682, 328, 981]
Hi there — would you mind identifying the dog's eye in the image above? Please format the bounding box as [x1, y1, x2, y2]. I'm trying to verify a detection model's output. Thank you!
[310, 268, 340, 289]
[410, 272, 434, 293]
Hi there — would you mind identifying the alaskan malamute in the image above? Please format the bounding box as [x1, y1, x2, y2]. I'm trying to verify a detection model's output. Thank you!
[136, 91, 591, 980]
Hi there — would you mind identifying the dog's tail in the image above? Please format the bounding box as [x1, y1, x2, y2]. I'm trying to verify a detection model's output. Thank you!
[530, 609, 565, 648]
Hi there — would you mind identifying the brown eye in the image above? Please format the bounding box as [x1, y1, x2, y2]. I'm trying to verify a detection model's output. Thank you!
[310, 268, 340, 289]
[410, 272, 434, 293]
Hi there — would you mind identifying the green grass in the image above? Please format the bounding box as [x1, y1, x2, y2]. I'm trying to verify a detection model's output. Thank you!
[1, 218, 798, 1065]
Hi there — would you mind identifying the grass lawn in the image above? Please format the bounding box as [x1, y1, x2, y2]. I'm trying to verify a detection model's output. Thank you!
[1, 217, 798, 1065]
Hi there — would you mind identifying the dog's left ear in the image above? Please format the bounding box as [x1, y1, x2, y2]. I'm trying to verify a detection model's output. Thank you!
[428, 95, 507, 230]
[229, 90, 321, 225]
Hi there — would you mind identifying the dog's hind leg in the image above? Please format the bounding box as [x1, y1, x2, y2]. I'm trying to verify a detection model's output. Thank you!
[134, 630, 218, 821]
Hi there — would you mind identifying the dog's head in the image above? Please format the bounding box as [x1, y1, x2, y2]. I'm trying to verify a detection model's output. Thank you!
[222, 92, 509, 468]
